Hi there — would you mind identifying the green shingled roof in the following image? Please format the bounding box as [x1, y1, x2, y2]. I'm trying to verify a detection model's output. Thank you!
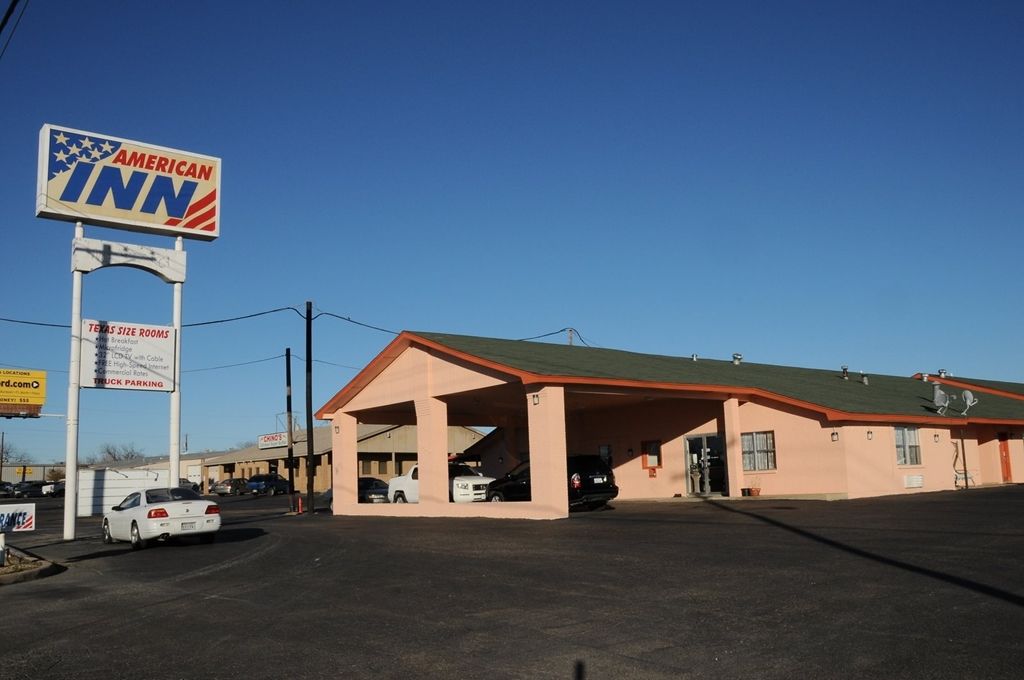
[413, 332, 1024, 422]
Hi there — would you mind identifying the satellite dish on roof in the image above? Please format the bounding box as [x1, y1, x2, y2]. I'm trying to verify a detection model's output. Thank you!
[933, 385, 950, 416]
[960, 390, 978, 416]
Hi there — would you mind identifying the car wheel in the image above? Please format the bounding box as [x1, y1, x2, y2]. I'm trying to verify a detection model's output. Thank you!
[130, 522, 147, 550]
[102, 519, 114, 544]
[268, 487, 277, 497]
[199, 533, 216, 544]
[393, 491, 406, 503]
[489, 493, 504, 502]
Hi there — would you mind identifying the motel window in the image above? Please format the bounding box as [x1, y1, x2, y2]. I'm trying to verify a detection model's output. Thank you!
[895, 426, 921, 466]
[741, 431, 776, 471]
[641, 440, 662, 469]
[377, 460, 388, 475]
[361, 460, 372, 475]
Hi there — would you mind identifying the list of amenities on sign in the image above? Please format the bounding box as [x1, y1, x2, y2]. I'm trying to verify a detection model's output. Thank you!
[80, 319, 176, 392]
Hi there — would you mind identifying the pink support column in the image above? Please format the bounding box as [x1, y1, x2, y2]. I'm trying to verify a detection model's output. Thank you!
[415, 396, 449, 506]
[723, 397, 743, 496]
[331, 411, 358, 513]
[526, 386, 569, 517]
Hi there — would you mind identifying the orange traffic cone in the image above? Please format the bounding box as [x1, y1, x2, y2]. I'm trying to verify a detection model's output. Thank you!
[297, 495, 303, 513]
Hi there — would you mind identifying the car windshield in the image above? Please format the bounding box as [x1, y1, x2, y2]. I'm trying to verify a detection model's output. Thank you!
[146, 487, 201, 503]
[448, 463, 479, 478]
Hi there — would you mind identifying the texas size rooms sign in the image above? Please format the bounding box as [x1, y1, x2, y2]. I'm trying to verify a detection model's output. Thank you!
[37, 124, 221, 240]
[80, 320, 176, 392]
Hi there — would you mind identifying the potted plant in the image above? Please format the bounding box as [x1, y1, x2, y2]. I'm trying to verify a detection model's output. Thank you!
[748, 476, 762, 497]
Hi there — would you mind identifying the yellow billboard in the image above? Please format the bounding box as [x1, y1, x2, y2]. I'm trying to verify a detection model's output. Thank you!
[0, 369, 47, 407]
[36, 124, 221, 241]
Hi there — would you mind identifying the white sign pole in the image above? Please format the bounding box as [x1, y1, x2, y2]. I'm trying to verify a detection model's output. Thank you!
[63, 222, 84, 541]
[169, 237, 183, 487]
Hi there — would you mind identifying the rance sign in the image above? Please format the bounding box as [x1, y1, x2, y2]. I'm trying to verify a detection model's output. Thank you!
[37, 124, 221, 240]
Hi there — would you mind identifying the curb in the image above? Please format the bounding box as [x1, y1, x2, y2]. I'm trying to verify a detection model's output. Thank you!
[0, 547, 67, 586]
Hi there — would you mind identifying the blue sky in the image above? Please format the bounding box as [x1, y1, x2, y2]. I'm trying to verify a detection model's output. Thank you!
[1, 1, 1022, 463]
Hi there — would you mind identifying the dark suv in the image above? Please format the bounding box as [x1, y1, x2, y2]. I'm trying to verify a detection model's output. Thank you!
[247, 473, 290, 496]
[486, 454, 618, 510]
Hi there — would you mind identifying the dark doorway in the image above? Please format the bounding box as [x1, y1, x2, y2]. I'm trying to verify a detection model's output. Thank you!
[687, 434, 725, 495]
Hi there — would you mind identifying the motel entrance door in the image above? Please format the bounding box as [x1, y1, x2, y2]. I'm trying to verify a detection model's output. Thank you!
[687, 434, 725, 496]
[999, 434, 1013, 483]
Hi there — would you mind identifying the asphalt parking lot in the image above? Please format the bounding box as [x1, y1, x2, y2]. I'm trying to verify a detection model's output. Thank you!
[2, 486, 1023, 679]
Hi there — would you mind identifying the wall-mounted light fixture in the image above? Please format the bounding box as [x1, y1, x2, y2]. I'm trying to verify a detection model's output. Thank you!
[531, 394, 540, 405]
[831, 430, 840, 442]
[866, 430, 873, 440]
[934, 433, 940, 443]
[334, 425, 340, 434]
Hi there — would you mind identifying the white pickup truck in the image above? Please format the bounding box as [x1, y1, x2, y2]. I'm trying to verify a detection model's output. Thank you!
[388, 463, 495, 503]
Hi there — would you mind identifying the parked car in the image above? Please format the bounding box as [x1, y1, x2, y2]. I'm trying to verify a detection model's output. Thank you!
[388, 463, 495, 503]
[102, 486, 220, 549]
[321, 477, 391, 510]
[45, 480, 66, 497]
[247, 473, 289, 496]
[179, 478, 200, 492]
[358, 477, 390, 503]
[486, 455, 619, 510]
[0, 481, 13, 498]
[13, 481, 46, 498]
[212, 478, 248, 496]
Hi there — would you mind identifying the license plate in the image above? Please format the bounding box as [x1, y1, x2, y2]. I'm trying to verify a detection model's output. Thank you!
[593, 476, 606, 484]
[181, 521, 196, 530]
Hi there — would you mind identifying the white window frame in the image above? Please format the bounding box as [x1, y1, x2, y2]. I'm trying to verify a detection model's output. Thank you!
[895, 426, 921, 466]
[741, 431, 776, 471]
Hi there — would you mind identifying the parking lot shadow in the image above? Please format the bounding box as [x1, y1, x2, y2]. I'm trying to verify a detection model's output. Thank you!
[705, 498, 1024, 608]
[59, 527, 266, 563]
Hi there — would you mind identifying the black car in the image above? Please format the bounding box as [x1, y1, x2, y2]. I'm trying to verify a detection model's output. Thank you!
[486, 454, 618, 510]
[357, 477, 390, 503]
[13, 480, 47, 498]
[247, 473, 290, 496]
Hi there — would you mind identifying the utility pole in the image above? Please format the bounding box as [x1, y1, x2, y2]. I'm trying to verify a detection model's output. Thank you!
[1, 431, 5, 484]
[304, 301, 315, 514]
[568, 328, 574, 346]
[285, 347, 295, 498]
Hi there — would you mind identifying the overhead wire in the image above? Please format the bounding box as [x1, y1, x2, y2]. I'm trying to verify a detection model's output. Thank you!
[0, 0, 28, 63]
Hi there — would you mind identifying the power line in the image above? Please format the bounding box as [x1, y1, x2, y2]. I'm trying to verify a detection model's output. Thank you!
[313, 310, 397, 335]
[0, 0, 28, 63]
[183, 354, 284, 373]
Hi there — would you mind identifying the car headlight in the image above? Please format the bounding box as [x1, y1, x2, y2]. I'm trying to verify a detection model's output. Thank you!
[455, 481, 469, 490]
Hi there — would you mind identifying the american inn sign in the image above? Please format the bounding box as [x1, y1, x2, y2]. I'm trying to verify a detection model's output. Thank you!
[36, 124, 221, 240]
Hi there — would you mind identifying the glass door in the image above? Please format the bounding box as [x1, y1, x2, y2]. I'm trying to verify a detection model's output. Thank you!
[687, 434, 725, 495]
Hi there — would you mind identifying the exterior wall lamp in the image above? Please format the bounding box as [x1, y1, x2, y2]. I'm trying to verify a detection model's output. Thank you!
[831, 430, 839, 442]
[866, 430, 873, 440]
[934, 433, 941, 443]
[531, 394, 540, 405]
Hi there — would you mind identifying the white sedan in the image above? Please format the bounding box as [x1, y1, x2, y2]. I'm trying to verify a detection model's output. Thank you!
[103, 487, 221, 549]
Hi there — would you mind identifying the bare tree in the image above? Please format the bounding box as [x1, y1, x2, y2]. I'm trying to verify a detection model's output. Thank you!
[1, 440, 33, 482]
[87, 443, 145, 465]
[46, 467, 66, 482]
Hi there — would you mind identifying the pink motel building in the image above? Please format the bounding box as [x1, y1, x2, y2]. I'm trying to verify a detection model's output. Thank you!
[316, 332, 1024, 520]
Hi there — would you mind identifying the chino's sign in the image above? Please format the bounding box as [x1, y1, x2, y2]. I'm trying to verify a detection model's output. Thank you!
[258, 432, 289, 450]
[36, 124, 221, 240]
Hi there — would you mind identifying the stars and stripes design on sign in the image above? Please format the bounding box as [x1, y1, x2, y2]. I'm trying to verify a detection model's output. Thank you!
[48, 129, 122, 179]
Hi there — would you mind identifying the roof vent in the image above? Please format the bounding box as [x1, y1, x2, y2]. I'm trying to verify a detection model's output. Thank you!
[841, 365, 849, 380]
[732, 353, 743, 365]
[938, 369, 948, 378]
[922, 373, 929, 382]
[860, 372, 869, 386]
[691, 353, 698, 362]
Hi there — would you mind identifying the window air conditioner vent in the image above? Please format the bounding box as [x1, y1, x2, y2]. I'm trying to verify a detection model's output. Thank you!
[904, 474, 924, 489]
